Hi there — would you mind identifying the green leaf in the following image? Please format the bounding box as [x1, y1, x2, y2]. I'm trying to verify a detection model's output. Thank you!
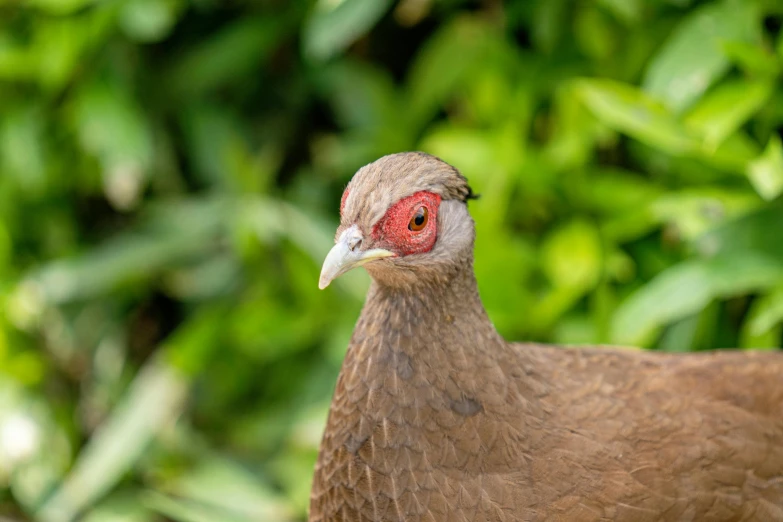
[0, 106, 47, 194]
[405, 17, 494, 130]
[303, 0, 392, 61]
[658, 315, 700, 353]
[36, 360, 189, 522]
[543, 84, 599, 172]
[167, 16, 291, 97]
[319, 61, 404, 132]
[82, 494, 156, 522]
[694, 203, 783, 260]
[145, 457, 295, 522]
[8, 13, 115, 91]
[179, 105, 247, 188]
[26, 0, 99, 15]
[541, 220, 602, 291]
[741, 318, 782, 350]
[531, 0, 568, 53]
[658, 302, 721, 353]
[684, 79, 773, 149]
[0, 380, 71, 513]
[72, 79, 153, 209]
[778, 29, 783, 59]
[595, 0, 644, 25]
[612, 254, 783, 346]
[575, 78, 697, 155]
[642, 0, 760, 112]
[529, 221, 604, 334]
[566, 168, 664, 215]
[705, 131, 760, 172]
[119, 0, 181, 43]
[142, 492, 246, 522]
[73, 81, 151, 165]
[574, 5, 617, 60]
[14, 201, 223, 307]
[651, 188, 760, 241]
[164, 306, 226, 377]
[743, 285, 783, 345]
[747, 134, 783, 200]
[722, 40, 781, 76]
[476, 232, 536, 336]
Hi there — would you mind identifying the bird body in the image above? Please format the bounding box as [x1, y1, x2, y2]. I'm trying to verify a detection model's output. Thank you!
[310, 153, 783, 521]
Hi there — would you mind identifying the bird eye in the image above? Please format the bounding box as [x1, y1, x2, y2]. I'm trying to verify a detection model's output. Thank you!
[408, 206, 428, 231]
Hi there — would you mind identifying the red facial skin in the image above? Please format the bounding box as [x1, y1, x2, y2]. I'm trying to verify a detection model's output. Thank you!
[371, 191, 441, 256]
[340, 188, 350, 215]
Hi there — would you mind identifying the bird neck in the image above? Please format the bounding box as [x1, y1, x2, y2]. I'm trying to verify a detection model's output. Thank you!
[347, 263, 505, 381]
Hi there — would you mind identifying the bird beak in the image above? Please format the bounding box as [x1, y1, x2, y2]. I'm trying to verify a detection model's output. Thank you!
[319, 225, 395, 289]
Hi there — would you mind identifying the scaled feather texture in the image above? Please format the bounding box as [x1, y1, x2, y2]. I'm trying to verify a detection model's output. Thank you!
[310, 152, 783, 522]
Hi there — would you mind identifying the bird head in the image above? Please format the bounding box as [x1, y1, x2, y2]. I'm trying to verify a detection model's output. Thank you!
[319, 152, 477, 290]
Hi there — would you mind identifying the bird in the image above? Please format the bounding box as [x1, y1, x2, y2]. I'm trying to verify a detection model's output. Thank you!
[310, 152, 783, 522]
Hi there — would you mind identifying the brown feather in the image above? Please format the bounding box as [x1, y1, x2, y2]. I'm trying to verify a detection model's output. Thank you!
[311, 153, 783, 522]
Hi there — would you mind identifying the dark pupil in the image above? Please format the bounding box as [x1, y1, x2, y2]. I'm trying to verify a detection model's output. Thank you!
[414, 212, 425, 226]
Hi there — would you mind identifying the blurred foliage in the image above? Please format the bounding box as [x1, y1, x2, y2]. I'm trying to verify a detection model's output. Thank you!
[0, 0, 782, 520]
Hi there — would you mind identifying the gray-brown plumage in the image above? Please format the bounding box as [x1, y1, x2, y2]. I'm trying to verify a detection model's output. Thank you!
[311, 152, 783, 522]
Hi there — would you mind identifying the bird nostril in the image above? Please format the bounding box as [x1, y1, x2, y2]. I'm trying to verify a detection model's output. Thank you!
[348, 237, 362, 252]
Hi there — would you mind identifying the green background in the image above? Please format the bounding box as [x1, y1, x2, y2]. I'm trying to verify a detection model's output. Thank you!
[1, 0, 782, 520]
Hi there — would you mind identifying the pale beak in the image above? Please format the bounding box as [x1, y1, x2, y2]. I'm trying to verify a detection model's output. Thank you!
[318, 225, 395, 289]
